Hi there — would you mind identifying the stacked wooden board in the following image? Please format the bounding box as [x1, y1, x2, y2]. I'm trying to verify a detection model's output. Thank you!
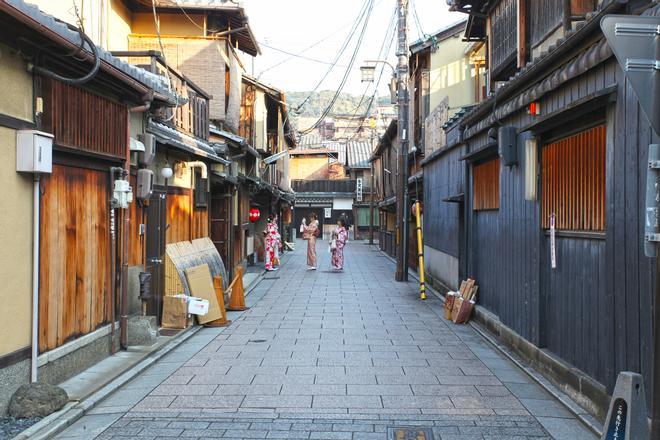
[164, 237, 229, 301]
[444, 278, 478, 324]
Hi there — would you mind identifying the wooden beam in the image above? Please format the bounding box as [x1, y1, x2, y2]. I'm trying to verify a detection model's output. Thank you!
[0, 113, 35, 130]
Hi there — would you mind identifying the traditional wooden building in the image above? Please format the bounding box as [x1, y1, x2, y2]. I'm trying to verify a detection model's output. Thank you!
[0, 0, 180, 411]
[371, 121, 398, 258]
[425, 0, 660, 421]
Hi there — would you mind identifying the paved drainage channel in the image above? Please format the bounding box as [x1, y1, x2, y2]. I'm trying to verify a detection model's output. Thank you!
[388, 427, 435, 439]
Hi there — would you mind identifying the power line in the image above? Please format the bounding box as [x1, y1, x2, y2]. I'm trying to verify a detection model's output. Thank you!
[294, 0, 374, 115]
[347, 7, 398, 141]
[411, 0, 429, 40]
[257, 41, 354, 69]
[298, 0, 376, 135]
[339, 5, 398, 139]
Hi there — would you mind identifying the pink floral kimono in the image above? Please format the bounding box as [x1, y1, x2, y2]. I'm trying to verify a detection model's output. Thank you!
[331, 226, 348, 270]
[264, 221, 278, 271]
[303, 220, 319, 268]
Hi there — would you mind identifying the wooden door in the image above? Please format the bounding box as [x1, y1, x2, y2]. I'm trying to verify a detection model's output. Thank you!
[39, 165, 111, 352]
[210, 193, 231, 266]
[145, 190, 167, 320]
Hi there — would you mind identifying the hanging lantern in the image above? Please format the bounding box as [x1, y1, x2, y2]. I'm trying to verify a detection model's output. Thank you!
[411, 201, 424, 217]
[249, 207, 261, 223]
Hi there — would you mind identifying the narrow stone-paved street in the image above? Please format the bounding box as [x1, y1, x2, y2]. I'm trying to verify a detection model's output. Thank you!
[56, 242, 596, 440]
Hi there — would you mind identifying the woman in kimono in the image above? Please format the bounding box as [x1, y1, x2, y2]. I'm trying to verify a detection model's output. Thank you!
[330, 217, 348, 271]
[302, 212, 319, 270]
[272, 215, 281, 267]
[264, 215, 278, 271]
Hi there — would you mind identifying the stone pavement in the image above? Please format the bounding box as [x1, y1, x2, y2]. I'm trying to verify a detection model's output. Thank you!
[55, 241, 597, 440]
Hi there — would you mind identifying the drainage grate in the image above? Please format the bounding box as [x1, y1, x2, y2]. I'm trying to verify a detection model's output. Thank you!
[387, 427, 434, 440]
[248, 339, 267, 343]
[263, 276, 280, 280]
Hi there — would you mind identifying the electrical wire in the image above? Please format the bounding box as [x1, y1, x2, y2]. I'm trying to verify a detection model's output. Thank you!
[294, 0, 374, 115]
[411, 0, 429, 40]
[256, 0, 385, 78]
[298, 0, 376, 135]
[30, 0, 100, 85]
[339, 5, 397, 140]
[257, 41, 353, 68]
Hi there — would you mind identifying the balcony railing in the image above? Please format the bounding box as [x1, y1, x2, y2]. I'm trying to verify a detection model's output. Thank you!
[112, 50, 210, 140]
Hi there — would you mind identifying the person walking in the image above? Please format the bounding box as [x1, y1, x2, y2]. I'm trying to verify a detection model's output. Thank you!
[301, 212, 320, 270]
[330, 217, 348, 271]
[264, 215, 278, 271]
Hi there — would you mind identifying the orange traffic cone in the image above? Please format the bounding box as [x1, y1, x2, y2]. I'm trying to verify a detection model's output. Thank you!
[204, 275, 231, 327]
[226, 266, 249, 311]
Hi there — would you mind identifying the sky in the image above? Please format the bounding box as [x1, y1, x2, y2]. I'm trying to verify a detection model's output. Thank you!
[242, 0, 465, 96]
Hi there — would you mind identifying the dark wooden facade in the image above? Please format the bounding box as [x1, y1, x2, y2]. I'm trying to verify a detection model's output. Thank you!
[430, 0, 659, 419]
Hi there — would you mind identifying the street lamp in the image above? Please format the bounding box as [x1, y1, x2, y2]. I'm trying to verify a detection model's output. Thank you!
[360, 60, 398, 104]
[360, 65, 376, 83]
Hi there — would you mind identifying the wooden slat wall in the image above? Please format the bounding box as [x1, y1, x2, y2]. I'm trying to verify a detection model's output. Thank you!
[454, 55, 655, 408]
[527, 0, 562, 48]
[473, 158, 500, 211]
[41, 78, 127, 158]
[541, 125, 606, 231]
[491, 0, 517, 74]
[192, 209, 209, 240]
[424, 145, 464, 257]
[39, 165, 111, 352]
[166, 192, 209, 243]
[167, 193, 192, 243]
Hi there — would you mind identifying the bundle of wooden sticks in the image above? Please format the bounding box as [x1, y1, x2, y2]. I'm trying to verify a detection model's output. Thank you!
[444, 278, 478, 324]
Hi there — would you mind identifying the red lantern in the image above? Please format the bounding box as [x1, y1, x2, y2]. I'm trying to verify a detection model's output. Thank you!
[411, 201, 423, 217]
[249, 207, 261, 223]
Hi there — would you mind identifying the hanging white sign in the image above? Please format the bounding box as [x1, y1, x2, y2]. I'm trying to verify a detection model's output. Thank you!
[550, 213, 556, 269]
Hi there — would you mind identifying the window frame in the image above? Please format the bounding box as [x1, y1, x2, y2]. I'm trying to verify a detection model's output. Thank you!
[472, 156, 501, 211]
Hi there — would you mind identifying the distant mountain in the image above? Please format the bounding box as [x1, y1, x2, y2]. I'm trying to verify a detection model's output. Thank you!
[285, 91, 390, 129]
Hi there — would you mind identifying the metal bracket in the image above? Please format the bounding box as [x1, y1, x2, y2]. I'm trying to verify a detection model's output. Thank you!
[626, 58, 660, 72]
[615, 22, 660, 36]
[649, 160, 660, 169]
[646, 232, 660, 242]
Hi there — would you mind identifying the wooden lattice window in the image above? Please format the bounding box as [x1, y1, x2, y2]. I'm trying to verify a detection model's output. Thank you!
[41, 77, 127, 158]
[541, 125, 606, 231]
[473, 157, 500, 211]
[491, 0, 517, 77]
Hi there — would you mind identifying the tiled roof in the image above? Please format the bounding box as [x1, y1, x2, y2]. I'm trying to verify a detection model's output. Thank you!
[7, 0, 178, 103]
[346, 141, 373, 169]
[148, 120, 228, 163]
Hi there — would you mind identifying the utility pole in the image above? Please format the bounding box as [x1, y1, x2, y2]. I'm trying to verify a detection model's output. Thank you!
[395, 0, 410, 282]
[369, 128, 376, 245]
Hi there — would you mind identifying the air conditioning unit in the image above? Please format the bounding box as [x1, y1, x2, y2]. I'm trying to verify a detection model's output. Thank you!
[137, 134, 156, 167]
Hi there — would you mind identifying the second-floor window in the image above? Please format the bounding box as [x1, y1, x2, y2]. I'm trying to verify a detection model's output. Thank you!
[490, 0, 517, 80]
[473, 157, 500, 211]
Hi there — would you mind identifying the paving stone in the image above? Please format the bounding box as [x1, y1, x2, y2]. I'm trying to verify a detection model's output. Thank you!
[78, 243, 596, 440]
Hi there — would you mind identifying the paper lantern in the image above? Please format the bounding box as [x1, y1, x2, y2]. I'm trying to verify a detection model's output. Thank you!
[249, 207, 261, 223]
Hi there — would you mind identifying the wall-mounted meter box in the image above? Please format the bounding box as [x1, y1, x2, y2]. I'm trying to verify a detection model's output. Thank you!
[16, 130, 53, 173]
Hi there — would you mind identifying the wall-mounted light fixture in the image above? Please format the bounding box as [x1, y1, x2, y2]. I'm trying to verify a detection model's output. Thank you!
[524, 138, 538, 201]
[161, 161, 173, 179]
